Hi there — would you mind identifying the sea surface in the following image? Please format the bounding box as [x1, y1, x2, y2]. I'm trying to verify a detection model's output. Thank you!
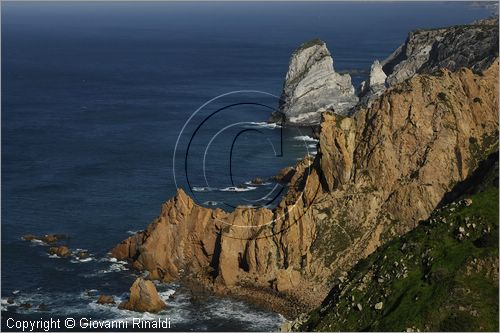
[1, 2, 494, 331]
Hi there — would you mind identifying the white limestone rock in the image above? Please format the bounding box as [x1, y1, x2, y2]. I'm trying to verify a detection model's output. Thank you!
[274, 39, 358, 125]
[358, 60, 387, 108]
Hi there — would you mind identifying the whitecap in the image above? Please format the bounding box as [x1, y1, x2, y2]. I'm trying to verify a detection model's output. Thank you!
[293, 135, 318, 143]
[192, 186, 216, 192]
[220, 186, 257, 192]
[244, 181, 272, 186]
[203, 201, 220, 206]
[244, 122, 281, 129]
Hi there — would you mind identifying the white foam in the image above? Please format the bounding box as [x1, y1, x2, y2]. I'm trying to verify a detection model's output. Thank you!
[192, 186, 216, 192]
[244, 181, 272, 186]
[220, 186, 257, 192]
[243, 122, 281, 129]
[293, 135, 318, 143]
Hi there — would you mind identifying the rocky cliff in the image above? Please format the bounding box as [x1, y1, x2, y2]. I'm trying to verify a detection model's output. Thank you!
[383, 20, 499, 86]
[295, 153, 499, 331]
[270, 39, 358, 125]
[113, 59, 498, 317]
[274, 19, 498, 124]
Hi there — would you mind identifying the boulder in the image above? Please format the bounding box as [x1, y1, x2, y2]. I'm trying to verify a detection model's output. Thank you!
[22, 233, 66, 244]
[97, 295, 115, 305]
[47, 246, 70, 258]
[75, 251, 90, 259]
[118, 278, 166, 313]
[250, 177, 264, 185]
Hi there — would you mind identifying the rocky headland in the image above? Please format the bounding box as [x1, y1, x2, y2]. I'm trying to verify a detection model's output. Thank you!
[273, 18, 498, 124]
[112, 20, 499, 319]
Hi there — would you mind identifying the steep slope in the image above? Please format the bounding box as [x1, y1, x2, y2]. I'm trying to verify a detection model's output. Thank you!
[296, 154, 499, 331]
[112, 60, 499, 316]
[270, 39, 358, 125]
[383, 20, 498, 86]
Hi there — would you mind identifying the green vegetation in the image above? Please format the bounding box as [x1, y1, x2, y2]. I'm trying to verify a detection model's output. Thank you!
[296, 38, 324, 52]
[300, 179, 499, 331]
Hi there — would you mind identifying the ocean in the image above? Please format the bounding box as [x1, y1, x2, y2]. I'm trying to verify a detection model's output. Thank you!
[1, 1, 493, 331]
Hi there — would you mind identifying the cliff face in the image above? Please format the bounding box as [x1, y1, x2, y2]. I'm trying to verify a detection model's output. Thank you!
[383, 21, 499, 86]
[296, 155, 499, 331]
[113, 61, 498, 315]
[276, 20, 498, 123]
[271, 39, 358, 125]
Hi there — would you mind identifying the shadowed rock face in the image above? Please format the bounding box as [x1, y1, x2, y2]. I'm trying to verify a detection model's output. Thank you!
[271, 39, 358, 125]
[113, 60, 498, 315]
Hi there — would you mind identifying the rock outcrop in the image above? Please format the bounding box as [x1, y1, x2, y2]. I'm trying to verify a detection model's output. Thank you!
[355, 19, 498, 113]
[96, 295, 115, 305]
[357, 60, 387, 108]
[113, 60, 498, 316]
[47, 246, 70, 258]
[383, 20, 498, 86]
[271, 39, 358, 125]
[118, 278, 166, 313]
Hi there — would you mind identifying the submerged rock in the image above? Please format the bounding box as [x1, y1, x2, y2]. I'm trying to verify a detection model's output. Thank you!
[22, 234, 66, 244]
[271, 39, 358, 125]
[118, 278, 166, 313]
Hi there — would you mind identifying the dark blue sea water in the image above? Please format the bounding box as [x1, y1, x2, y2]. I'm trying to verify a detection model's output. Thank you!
[1, 1, 494, 331]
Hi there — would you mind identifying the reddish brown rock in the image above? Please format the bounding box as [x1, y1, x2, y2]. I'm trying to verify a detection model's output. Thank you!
[96, 295, 115, 305]
[112, 61, 499, 316]
[47, 246, 70, 258]
[118, 278, 166, 313]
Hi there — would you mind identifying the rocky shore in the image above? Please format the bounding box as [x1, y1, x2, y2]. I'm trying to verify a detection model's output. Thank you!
[108, 18, 498, 328]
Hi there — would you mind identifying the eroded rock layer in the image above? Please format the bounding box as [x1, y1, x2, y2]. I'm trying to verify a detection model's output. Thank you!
[113, 60, 499, 315]
[271, 39, 358, 125]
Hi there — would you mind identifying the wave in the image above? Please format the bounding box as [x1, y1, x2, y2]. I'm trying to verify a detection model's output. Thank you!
[192, 186, 217, 192]
[70, 257, 94, 264]
[244, 180, 272, 186]
[220, 186, 257, 192]
[293, 135, 318, 143]
[243, 122, 281, 129]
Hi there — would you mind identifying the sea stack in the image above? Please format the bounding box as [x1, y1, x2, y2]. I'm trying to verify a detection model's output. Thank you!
[118, 278, 167, 313]
[272, 39, 358, 125]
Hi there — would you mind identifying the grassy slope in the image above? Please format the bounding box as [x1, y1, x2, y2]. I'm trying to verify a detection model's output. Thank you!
[301, 172, 499, 331]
